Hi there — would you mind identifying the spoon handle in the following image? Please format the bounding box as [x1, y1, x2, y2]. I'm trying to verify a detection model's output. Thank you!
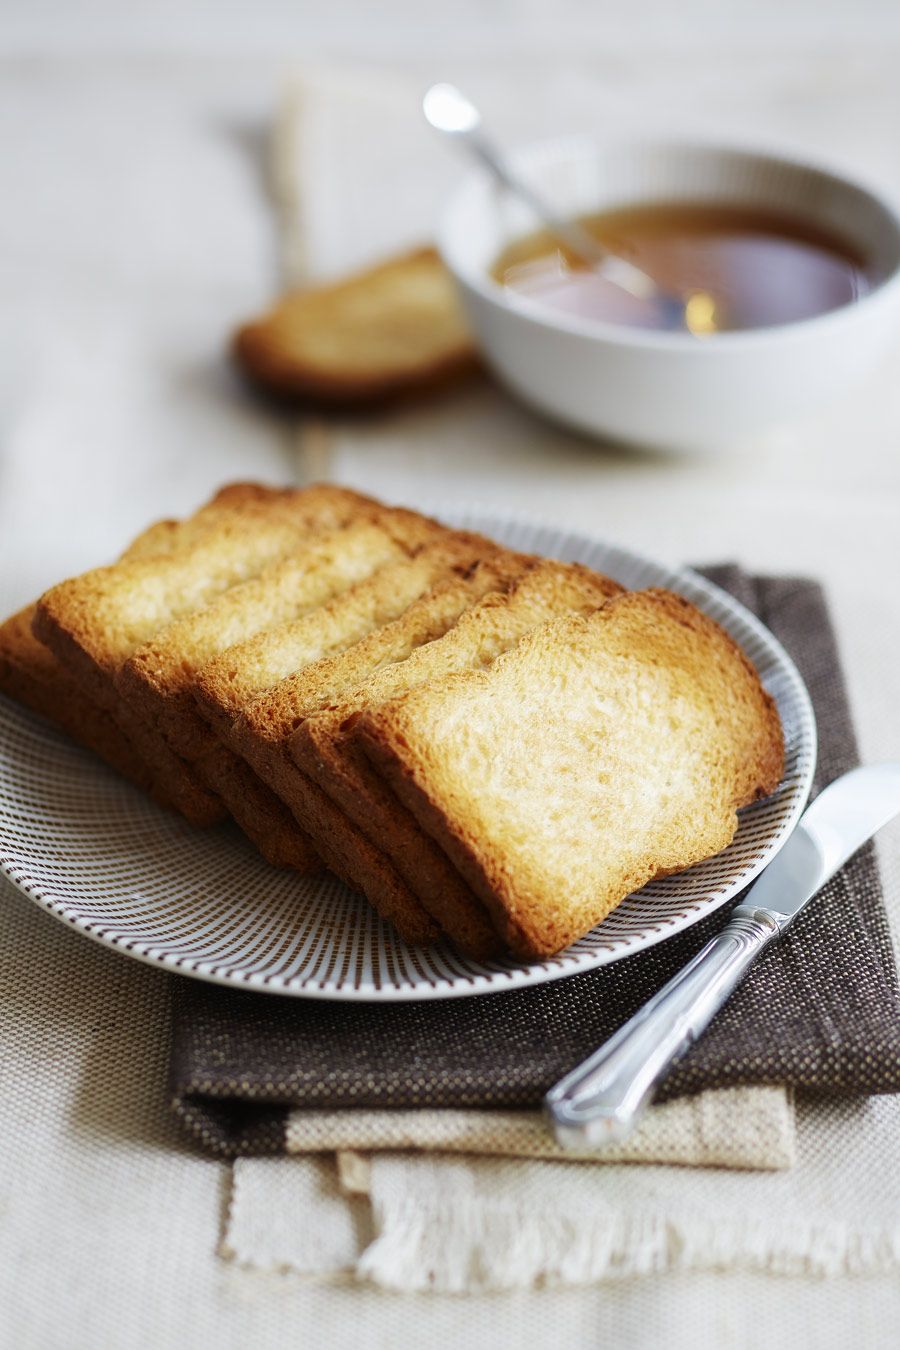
[462, 127, 658, 301]
[463, 130, 597, 253]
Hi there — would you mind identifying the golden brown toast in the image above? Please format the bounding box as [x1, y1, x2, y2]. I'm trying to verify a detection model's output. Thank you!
[233, 247, 479, 406]
[0, 507, 246, 806]
[114, 509, 453, 872]
[193, 533, 504, 739]
[190, 551, 530, 948]
[178, 526, 503, 892]
[32, 484, 379, 837]
[287, 562, 624, 957]
[35, 485, 380, 697]
[191, 744, 322, 872]
[117, 508, 445, 763]
[0, 607, 158, 798]
[357, 589, 785, 959]
[223, 555, 536, 956]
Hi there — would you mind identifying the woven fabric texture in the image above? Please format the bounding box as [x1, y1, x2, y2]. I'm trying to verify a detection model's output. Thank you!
[170, 568, 900, 1156]
[281, 1085, 796, 1170]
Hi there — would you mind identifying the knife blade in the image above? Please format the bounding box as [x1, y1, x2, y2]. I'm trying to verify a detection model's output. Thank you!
[545, 763, 900, 1149]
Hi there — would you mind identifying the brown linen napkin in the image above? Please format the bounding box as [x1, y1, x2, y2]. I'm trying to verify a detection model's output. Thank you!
[170, 569, 900, 1156]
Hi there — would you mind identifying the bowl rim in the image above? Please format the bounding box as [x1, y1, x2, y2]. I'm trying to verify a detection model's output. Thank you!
[437, 133, 900, 351]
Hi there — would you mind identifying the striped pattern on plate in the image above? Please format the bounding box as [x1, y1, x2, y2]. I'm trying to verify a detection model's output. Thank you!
[0, 510, 816, 1001]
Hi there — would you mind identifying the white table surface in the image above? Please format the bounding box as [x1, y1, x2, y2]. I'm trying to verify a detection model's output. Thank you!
[2, 3, 900, 1345]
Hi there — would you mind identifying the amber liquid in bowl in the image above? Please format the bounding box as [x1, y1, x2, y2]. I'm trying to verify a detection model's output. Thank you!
[492, 202, 872, 332]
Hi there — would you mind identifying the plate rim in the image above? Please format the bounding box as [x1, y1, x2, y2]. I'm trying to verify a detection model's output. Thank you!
[0, 505, 817, 1001]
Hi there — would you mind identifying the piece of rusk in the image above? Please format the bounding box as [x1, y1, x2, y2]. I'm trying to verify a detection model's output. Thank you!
[188, 534, 507, 889]
[0, 607, 158, 799]
[191, 744, 324, 873]
[188, 542, 521, 938]
[118, 508, 448, 763]
[222, 555, 534, 953]
[36, 484, 380, 703]
[357, 589, 786, 960]
[0, 507, 240, 804]
[116, 509, 452, 870]
[288, 562, 623, 958]
[233, 247, 479, 406]
[192, 533, 505, 739]
[227, 556, 530, 800]
[33, 484, 378, 835]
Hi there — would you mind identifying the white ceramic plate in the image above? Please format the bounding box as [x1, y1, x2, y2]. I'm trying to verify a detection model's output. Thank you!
[0, 509, 816, 1000]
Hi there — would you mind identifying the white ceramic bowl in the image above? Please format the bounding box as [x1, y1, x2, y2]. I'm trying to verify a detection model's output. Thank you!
[437, 139, 900, 453]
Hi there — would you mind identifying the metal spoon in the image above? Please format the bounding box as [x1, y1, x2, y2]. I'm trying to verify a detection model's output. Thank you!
[423, 83, 714, 333]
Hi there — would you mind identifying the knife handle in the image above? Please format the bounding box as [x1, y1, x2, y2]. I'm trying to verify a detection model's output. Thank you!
[544, 907, 784, 1149]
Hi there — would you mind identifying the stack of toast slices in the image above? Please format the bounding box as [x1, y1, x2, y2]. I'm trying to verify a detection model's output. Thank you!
[0, 483, 784, 961]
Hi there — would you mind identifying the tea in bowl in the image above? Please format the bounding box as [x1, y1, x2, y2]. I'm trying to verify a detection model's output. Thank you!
[437, 139, 900, 452]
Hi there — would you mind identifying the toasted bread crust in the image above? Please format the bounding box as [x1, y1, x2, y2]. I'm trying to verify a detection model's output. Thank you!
[179, 537, 512, 928]
[234, 247, 479, 406]
[220, 555, 531, 953]
[0, 510, 242, 807]
[118, 517, 415, 762]
[35, 485, 380, 680]
[31, 485, 378, 838]
[193, 746, 321, 872]
[228, 556, 528, 757]
[117, 506, 450, 763]
[290, 561, 624, 957]
[259, 759, 439, 946]
[0, 511, 275, 810]
[193, 533, 504, 737]
[358, 589, 785, 959]
[0, 606, 160, 797]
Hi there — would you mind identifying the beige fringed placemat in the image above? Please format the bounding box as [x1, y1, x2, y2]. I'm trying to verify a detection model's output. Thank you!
[223, 1093, 900, 1290]
[282, 1086, 794, 1171]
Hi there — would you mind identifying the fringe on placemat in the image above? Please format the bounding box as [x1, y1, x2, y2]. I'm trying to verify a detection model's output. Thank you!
[356, 1197, 900, 1293]
[223, 1152, 900, 1292]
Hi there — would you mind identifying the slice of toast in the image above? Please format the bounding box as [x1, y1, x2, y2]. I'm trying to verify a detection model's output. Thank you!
[1, 618, 245, 831]
[35, 484, 381, 697]
[117, 508, 446, 763]
[357, 589, 785, 959]
[188, 541, 525, 942]
[115, 508, 452, 874]
[192, 533, 503, 739]
[233, 247, 479, 406]
[208, 559, 524, 946]
[191, 744, 324, 873]
[2, 614, 317, 862]
[225, 556, 533, 793]
[33, 484, 379, 834]
[0, 507, 240, 805]
[0, 607, 159, 798]
[223, 555, 535, 954]
[188, 530, 504, 896]
[288, 562, 624, 956]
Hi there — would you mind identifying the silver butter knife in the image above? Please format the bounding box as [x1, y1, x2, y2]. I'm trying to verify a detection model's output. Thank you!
[545, 763, 900, 1149]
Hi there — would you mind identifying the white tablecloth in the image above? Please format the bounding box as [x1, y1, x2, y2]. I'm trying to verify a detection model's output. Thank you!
[2, 7, 900, 1344]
